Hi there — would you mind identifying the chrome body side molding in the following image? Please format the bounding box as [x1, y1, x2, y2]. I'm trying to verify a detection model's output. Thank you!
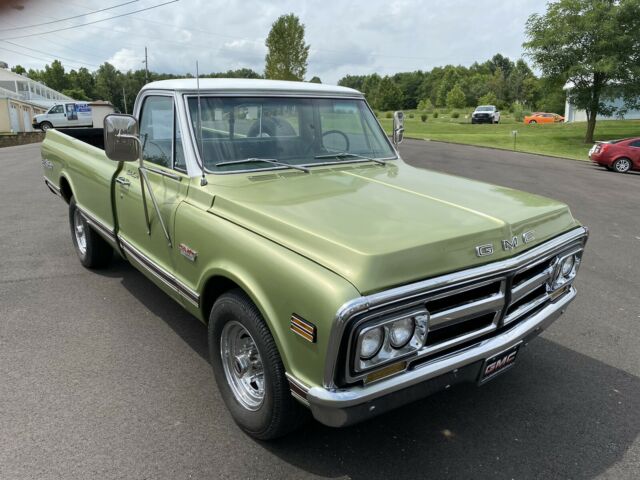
[118, 235, 200, 308]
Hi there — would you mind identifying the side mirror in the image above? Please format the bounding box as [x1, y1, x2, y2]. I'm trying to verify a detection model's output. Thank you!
[104, 114, 139, 162]
[392, 111, 404, 146]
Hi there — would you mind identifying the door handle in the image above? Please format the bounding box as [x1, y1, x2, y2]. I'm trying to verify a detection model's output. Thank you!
[115, 176, 131, 186]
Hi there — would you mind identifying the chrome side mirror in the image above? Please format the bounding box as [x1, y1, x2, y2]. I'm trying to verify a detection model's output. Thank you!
[104, 114, 139, 162]
[392, 111, 404, 146]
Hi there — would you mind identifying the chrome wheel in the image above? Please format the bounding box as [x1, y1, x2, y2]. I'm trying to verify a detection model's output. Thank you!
[73, 209, 87, 255]
[220, 321, 265, 411]
[613, 158, 631, 173]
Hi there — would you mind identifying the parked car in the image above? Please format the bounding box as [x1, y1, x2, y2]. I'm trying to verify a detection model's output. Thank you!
[33, 101, 114, 131]
[41, 78, 588, 439]
[524, 112, 564, 125]
[589, 137, 640, 173]
[471, 105, 500, 124]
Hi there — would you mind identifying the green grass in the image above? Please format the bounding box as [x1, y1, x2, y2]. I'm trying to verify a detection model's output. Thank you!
[378, 110, 640, 160]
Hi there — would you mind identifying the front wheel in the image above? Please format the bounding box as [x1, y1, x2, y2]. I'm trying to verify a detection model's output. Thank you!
[209, 290, 307, 440]
[40, 121, 53, 131]
[612, 157, 632, 173]
[69, 198, 112, 268]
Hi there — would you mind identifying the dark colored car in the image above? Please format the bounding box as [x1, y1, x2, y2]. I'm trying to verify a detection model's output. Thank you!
[589, 137, 640, 173]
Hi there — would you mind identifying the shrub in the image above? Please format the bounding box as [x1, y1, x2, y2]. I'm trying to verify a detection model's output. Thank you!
[446, 84, 466, 110]
[417, 98, 434, 112]
[385, 111, 392, 119]
[421, 114, 427, 122]
[433, 111, 439, 118]
[409, 113, 414, 118]
[451, 111, 460, 119]
[512, 102, 524, 122]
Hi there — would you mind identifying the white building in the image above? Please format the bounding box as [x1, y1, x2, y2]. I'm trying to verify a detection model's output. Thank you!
[0, 65, 74, 132]
[564, 83, 640, 122]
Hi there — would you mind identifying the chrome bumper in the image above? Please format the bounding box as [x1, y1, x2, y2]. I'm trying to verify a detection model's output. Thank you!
[303, 287, 576, 427]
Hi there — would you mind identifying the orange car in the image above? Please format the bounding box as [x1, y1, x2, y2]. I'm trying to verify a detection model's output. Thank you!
[524, 112, 564, 124]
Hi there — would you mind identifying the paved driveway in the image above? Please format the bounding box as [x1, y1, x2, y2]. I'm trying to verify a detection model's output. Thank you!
[1, 140, 638, 479]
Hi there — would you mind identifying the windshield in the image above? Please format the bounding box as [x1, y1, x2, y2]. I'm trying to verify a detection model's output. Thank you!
[186, 96, 396, 173]
[476, 106, 494, 112]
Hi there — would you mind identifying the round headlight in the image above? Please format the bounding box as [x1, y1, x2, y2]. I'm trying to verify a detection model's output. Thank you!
[561, 255, 575, 277]
[389, 317, 415, 348]
[360, 327, 384, 359]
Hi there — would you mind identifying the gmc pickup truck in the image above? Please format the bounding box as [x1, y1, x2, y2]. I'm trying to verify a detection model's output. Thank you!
[42, 79, 588, 439]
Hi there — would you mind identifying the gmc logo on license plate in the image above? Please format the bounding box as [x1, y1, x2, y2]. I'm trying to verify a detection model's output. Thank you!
[478, 343, 521, 384]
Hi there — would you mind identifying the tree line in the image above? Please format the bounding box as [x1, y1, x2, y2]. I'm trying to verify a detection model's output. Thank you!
[337, 54, 565, 113]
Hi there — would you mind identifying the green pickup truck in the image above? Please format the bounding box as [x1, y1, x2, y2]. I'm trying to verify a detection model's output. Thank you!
[42, 79, 588, 439]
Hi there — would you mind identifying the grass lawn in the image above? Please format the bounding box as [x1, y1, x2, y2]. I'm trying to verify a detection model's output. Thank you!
[378, 111, 640, 160]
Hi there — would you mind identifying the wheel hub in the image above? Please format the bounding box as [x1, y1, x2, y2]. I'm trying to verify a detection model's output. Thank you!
[220, 321, 265, 411]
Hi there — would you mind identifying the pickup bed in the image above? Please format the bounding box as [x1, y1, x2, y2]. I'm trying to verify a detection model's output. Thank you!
[42, 78, 588, 439]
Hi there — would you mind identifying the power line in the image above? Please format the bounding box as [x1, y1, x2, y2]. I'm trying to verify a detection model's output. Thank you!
[0, 0, 180, 41]
[1, 40, 99, 67]
[0, 1, 139, 32]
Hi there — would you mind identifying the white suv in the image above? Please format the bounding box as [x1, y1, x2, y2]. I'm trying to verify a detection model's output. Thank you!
[471, 105, 500, 124]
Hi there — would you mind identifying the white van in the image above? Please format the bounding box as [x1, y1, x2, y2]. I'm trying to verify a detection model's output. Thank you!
[33, 102, 114, 130]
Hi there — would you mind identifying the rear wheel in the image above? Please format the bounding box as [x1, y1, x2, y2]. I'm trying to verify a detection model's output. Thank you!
[69, 198, 113, 268]
[40, 121, 53, 131]
[209, 290, 307, 440]
[529, 120, 537, 125]
[612, 157, 632, 173]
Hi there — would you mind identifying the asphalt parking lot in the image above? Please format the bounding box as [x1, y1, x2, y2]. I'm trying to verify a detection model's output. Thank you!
[1, 139, 638, 479]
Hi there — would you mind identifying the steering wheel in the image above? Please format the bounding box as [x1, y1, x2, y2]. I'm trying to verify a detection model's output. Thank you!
[322, 130, 350, 152]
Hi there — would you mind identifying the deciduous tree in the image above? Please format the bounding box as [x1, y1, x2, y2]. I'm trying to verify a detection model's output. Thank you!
[524, 0, 640, 143]
[264, 14, 309, 81]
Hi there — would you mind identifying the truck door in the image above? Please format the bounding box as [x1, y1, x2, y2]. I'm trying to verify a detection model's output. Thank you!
[46, 104, 66, 127]
[64, 103, 80, 126]
[114, 94, 190, 304]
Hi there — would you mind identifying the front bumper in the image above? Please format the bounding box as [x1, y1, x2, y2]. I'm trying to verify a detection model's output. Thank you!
[300, 287, 576, 427]
[472, 116, 493, 123]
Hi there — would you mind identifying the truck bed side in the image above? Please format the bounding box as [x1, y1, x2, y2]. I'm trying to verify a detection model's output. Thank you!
[42, 128, 120, 244]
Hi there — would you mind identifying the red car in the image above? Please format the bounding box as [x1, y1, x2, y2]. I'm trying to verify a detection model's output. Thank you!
[589, 137, 640, 173]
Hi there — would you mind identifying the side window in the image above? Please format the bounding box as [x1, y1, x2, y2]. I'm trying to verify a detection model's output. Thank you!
[174, 109, 186, 170]
[630, 140, 640, 148]
[139, 96, 173, 167]
[49, 105, 63, 114]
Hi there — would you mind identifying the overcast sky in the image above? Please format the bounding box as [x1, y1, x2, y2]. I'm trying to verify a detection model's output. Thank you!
[0, 0, 547, 84]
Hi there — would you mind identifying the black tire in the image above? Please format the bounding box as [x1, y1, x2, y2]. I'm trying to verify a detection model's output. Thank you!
[208, 290, 307, 440]
[529, 120, 537, 125]
[40, 121, 53, 131]
[612, 157, 632, 174]
[68, 197, 112, 268]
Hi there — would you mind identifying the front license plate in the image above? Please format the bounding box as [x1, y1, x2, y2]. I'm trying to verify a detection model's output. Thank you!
[478, 343, 521, 385]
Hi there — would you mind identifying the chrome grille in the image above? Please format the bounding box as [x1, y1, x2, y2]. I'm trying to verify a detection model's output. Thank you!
[338, 227, 589, 386]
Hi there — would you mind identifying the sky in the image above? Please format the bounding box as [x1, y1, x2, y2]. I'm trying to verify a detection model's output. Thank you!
[0, 0, 548, 84]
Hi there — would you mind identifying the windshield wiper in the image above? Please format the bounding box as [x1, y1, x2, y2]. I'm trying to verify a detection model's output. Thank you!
[314, 151, 387, 166]
[215, 157, 310, 173]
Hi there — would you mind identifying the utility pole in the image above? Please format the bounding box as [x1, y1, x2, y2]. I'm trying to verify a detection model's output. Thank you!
[143, 46, 149, 83]
[122, 86, 127, 114]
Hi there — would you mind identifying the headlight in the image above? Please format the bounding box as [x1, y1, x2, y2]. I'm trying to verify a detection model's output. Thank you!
[389, 317, 414, 348]
[354, 310, 429, 372]
[548, 249, 582, 291]
[359, 327, 384, 359]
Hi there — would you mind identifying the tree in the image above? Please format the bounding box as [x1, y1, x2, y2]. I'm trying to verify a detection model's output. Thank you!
[264, 13, 309, 81]
[42, 60, 67, 91]
[446, 84, 466, 109]
[11, 64, 26, 75]
[524, 0, 640, 143]
[62, 87, 90, 101]
[478, 92, 498, 106]
[309, 76, 321, 83]
[95, 62, 123, 110]
[417, 98, 433, 111]
[375, 76, 403, 110]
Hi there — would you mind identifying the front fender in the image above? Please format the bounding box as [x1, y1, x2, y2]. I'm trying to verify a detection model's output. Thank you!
[174, 201, 360, 388]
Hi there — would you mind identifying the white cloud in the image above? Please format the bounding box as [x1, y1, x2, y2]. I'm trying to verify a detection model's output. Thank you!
[0, 0, 549, 83]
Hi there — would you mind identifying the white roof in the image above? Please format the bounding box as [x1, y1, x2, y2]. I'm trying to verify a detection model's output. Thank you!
[141, 78, 362, 97]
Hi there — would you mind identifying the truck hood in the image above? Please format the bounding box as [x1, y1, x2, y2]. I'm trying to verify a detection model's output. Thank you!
[208, 161, 579, 294]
